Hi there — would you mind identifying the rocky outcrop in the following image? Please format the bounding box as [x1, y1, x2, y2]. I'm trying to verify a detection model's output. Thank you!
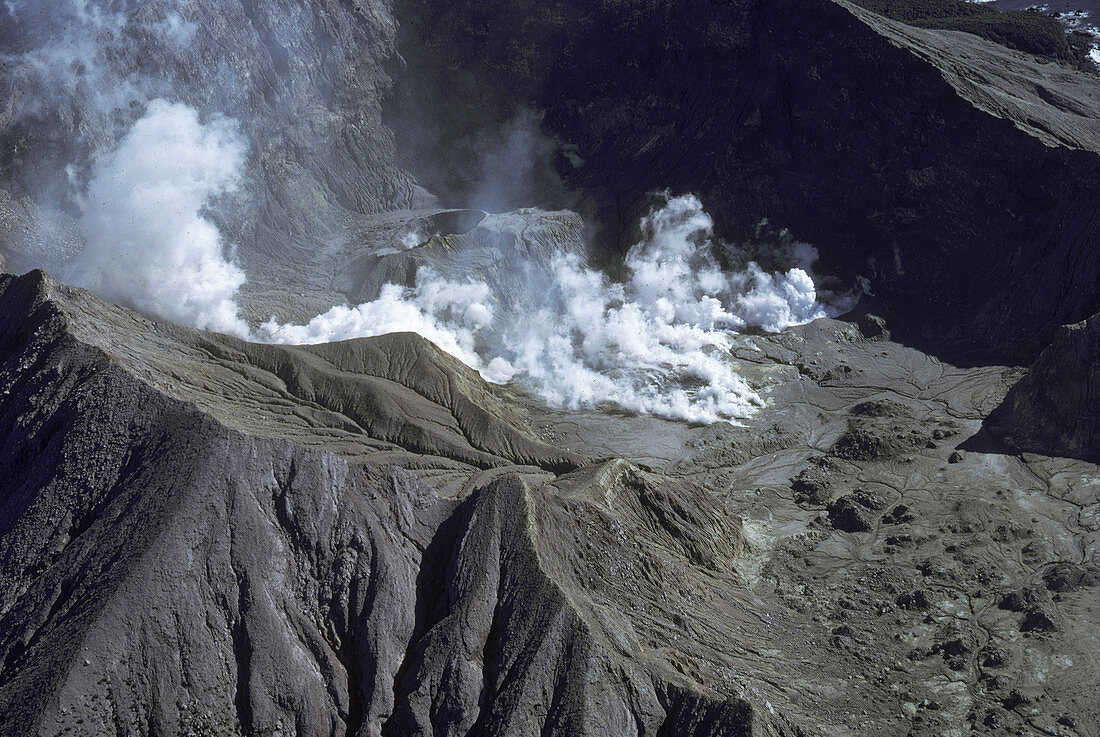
[982, 312, 1100, 461]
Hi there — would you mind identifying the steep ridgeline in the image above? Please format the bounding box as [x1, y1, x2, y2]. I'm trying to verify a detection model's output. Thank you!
[392, 0, 1100, 363]
[3, 271, 1100, 735]
[0, 271, 799, 737]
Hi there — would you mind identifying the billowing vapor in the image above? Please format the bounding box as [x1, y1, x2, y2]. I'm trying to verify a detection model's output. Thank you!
[2, 0, 251, 335]
[63, 100, 251, 337]
[262, 271, 494, 368]
[3, 1, 832, 425]
[261, 195, 829, 424]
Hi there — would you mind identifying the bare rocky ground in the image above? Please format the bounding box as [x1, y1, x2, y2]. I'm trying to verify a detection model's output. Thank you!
[1, 267, 1096, 737]
[534, 319, 1100, 737]
[4, 0, 1100, 734]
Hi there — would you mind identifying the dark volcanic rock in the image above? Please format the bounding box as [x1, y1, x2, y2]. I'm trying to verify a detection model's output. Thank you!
[832, 419, 928, 461]
[999, 587, 1048, 612]
[882, 504, 915, 525]
[850, 487, 888, 511]
[790, 458, 834, 506]
[832, 425, 897, 462]
[897, 590, 932, 611]
[827, 495, 874, 532]
[1021, 607, 1059, 634]
[1043, 563, 1100, 593]
[983, 313, 1100, 462]
[857, 314, 890, 341]
[850, 399, 913, 419]
[0, 271, 804, 736]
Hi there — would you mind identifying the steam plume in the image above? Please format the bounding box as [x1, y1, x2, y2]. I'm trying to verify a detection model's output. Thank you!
[261, 195, 829, 424]
[63, 100, 251, 337]
[2, 2, 832, 425]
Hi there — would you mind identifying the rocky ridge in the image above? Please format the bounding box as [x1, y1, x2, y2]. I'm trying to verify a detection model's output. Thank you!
[981, 312, 1100, 462]
[1, 271, 1098, 736]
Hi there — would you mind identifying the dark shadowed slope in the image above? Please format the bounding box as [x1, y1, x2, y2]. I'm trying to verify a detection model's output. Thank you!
[392, 0, 1100, 363]
[5, 0, 1100, 362]
[980, 310, 1100, 461]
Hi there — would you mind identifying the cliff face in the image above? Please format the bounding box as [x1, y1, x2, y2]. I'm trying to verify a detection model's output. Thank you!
[981, 311, 1100, 461]
[393, 0, 1100, 363]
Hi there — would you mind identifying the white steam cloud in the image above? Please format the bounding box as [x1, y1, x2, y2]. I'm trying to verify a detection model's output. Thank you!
[3, 0, 250, 330]
[262, 272, 494, 368]
[259, 195, 828, 424]
[4, 0, 829, 424]
[17, 79, 825, 423]
[63, 100, 251, 337]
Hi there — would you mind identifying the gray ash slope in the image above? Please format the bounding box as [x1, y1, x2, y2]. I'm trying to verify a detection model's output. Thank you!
[2, 1, 1100, 736]
[0, 270, 787, 736]
[3, 269, 1100, 736]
